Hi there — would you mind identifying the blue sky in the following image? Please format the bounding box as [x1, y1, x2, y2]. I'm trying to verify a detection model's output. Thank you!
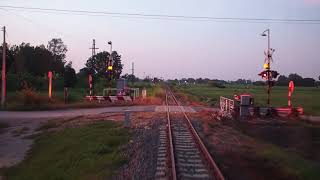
[0, 0, 320, 80]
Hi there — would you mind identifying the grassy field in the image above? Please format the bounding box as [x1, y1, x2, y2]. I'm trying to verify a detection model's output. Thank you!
[2, 121, 131, 180]
[176, 84, 320, 115]
[256, 143, 320, 180]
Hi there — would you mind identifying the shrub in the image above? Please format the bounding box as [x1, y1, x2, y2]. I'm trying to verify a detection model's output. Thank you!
[208, 80, 226, 88]
[17, 88, 49, 106]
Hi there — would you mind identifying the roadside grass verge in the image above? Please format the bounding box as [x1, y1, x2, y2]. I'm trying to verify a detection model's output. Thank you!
[256, 143, 320, 180]
[148, 85, 164, 98]
[2, 121, 131, 180]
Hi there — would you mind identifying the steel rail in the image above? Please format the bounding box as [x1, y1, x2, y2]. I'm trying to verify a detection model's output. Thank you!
[167, 88, 225, 180]
[166, 90, 177, 180]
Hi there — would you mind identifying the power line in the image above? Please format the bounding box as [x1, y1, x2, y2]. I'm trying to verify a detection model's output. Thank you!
[0, 8, 78, 41]
[0, 5, 320, 24]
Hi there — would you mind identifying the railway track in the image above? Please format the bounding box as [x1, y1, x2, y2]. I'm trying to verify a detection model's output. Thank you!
[155, 87, 224, 180]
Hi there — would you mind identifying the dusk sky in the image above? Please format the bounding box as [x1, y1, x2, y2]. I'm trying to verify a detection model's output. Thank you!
[1, 0, 320, 80]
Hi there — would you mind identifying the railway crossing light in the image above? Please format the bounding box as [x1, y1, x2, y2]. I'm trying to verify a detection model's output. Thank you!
[263, 63, 270, 70]
[107, 65, 113, 71]
[258, 70, 268, 80]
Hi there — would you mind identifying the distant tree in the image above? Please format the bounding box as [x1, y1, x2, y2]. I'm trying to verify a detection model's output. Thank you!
[277, 73, 316, 87]
[187, 78, 195, 84]
[302, 78, 315, 87]
[203, 78, 210, 84]
[235, 79, 247, 84]
[78, 67, 93, 78]
[288, 73, 303, 86]
[195, 78, 205, 84]
[10, 43, 56, 76]
[180, 78, 187, 84]
[64, 62, 77, 88]
[253, 81, 265, 86]
[85, 51, 123, 80]
[47, 38, 67, 74]
[277, 75, 289, 86]
[121, 73, 138, 83]
[85, 51, 108, 76]
[111, 51, 123, 79]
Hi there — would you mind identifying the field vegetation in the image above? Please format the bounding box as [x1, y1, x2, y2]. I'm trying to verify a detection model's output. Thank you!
[175, 84, 320, 115]
[2, 121, 130, 180]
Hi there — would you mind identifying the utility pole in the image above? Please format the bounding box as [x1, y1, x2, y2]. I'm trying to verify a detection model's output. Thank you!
[107, 41, 113, 95]
[88, 39, 99, 96]
[259, 29, 278, 110]
[1, 26, 6, 107]
[267, 29, 271, 107]
[89, 39, 99, 57]
[261, 29, 272, 107]
[131, 62, 134, 85]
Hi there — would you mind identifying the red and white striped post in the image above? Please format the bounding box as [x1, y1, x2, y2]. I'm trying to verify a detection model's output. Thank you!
[48, 71, 52, 99]
[88, 74, 93, 101]
[288, 81, 294, 107]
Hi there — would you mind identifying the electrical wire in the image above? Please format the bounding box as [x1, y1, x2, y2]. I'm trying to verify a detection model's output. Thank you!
[0, 8, 78, 41]
[0, 5, 320, 24]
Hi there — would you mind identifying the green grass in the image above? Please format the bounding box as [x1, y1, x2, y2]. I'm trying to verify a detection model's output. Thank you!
[2, 121, 131, 180]
[176, 84, 320, 115]
[256, 143, 320, 180]
[148, 85, 164, 97]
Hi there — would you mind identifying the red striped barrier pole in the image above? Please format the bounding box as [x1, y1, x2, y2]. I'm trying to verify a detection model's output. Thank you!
[288, 91, 292, 107]
[288, 81, 294, 108]
[88, 74, 93, 101]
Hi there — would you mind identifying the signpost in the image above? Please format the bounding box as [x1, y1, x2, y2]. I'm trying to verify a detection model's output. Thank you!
[48, 71, 53, 99]
[288, 81, 294, 107]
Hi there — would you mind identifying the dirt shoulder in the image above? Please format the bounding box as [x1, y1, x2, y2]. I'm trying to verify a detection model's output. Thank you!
[113, 112, 165, 179]
[190, 111, 320, 180]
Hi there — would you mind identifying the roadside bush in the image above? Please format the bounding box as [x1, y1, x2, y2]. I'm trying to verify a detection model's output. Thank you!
[17, 88, 49, 106]
[53, 77, 64, 90]
[5, 73, 47, 91]
[6, 73, 20, 91]
[208, 80, 226, 88]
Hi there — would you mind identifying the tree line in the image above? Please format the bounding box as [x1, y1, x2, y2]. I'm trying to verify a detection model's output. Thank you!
[0, 38, 123, 92]
[169, 73, 320, 87]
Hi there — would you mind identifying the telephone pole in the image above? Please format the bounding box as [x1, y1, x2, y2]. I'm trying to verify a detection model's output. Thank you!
[107, 41, 113, 95]
[89, 39, 99, 57]
[131, 62, 134, 85]
[1, 26, 6, 107]
[88, 39, 98, 96]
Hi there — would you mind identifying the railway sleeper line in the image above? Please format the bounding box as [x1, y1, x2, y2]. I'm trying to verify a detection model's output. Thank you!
[154, 87, 224, 180]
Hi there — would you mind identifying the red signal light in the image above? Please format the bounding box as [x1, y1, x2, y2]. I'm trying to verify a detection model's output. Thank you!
[258, 70, 268, 80]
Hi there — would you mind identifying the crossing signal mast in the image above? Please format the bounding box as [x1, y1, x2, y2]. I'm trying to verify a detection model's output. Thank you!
[106, 41, 113, 78]
[259, 29, 279, 107]
[106, 41, 113, 95]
